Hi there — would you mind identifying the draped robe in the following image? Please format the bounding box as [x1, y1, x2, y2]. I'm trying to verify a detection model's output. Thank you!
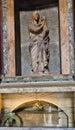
[29, 22, 49, 74]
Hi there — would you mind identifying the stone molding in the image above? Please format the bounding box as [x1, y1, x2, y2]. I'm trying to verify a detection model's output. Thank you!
[0, 80, 75, 93]
[0, 128, 75, 130]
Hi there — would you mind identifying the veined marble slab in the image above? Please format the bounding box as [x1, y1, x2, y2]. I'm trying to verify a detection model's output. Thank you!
[0, 128, 75, 130]
[0, 80, 75, 93]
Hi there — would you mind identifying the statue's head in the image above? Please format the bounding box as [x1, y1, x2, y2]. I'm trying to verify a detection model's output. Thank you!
[32, 11, 40, 22]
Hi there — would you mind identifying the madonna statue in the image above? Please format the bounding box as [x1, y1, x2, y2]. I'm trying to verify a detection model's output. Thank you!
[28, 11, 50, 74]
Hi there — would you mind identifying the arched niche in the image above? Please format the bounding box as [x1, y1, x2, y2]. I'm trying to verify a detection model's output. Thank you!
[11, 100, 68, 127]
[6, 0, 70, 76]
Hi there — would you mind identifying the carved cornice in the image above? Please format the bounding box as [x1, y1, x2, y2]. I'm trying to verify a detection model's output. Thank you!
[0, 80, 75, 93]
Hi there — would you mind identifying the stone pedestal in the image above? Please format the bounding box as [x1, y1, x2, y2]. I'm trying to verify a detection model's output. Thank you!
[0, 128, 74, 130]
[0, 75, 75, 128]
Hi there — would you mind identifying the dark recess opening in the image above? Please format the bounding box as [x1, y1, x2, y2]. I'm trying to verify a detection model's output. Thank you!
[14, 0, 59, 76]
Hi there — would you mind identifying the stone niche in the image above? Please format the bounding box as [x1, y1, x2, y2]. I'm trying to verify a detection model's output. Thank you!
[20, 4, 60, 75]
[6, 0, 70, 77]
[15, 0, 60, 76]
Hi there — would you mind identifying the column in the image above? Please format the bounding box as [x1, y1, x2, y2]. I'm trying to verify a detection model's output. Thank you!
[6, 0, 16, 77]
[59, 0, 70, 74]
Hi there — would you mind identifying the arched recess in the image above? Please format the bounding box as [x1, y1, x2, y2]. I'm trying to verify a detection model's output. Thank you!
[11, 100, 68, 127]
[6, 0, 70, 76]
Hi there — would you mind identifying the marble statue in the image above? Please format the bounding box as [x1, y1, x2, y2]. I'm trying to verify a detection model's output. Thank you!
[28, 11, 50, 74]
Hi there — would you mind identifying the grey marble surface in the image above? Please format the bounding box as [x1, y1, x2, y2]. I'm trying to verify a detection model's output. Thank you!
[1, 75, 74, 83]
[0, 128, 75, 130]
[68, 0, 75, 73]
[20, 7, 60, 75]
[2, 0, 8, 76]
[0, 75, 75, 93]
[0, 79, 75, 93]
